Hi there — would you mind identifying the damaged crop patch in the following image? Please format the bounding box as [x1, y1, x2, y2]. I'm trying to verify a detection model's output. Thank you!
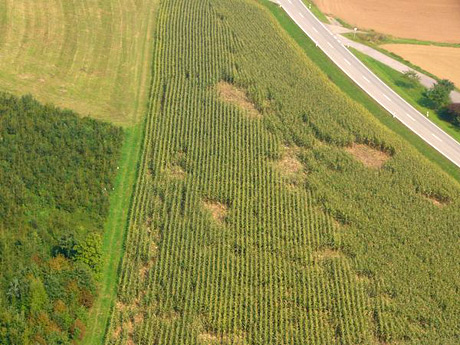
[346, 144, 391, 169]
[203, 200, 228, 224]
[216, 81, 261, 118]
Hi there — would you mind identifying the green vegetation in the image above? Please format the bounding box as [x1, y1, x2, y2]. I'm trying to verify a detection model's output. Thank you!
[446, 103, 460, 126]
[102, 0, 460, 344]
[301, 0, 329, 23]
[0, 93, 122, 344]
[0, 0, 157, 126]
[82, 122, 146, 345]
[351, 49, 460, 144]
[425, 80, 455, 109]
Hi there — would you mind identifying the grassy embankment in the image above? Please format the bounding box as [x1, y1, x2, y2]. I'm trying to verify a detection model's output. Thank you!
[301, 0, 328, 23]
[262, 0, 460, 182]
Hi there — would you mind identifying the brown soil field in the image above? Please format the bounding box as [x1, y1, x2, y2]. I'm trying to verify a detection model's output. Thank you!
[314, 0, 460, 43]
[381, 44, 460, 88]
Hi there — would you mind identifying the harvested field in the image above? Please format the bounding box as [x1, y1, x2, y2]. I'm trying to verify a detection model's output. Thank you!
[314, 0, 460, 43]
[0, 0, 158, 125]
[346, 144, 390, 168]
[381, 44, 460, 88]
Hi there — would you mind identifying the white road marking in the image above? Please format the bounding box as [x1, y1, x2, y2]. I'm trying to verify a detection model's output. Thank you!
[313, 27, 318, 33]
[299, 12, 304, 18]
[363, 76, 370, 83]
[344, 58, 351, 65]
[287, 0, 292, 3]
[405, 113, 416, 121]
[384, 94, 392, 102]
[432, 134, 443, 142]
[327, 42, 334, 48]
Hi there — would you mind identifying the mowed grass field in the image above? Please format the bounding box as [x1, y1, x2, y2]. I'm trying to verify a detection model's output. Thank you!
[102, 0, 460, 344]
[381, 44, 460, 88]
[0, 0, 157, 125]
[314, 0, 460, 43]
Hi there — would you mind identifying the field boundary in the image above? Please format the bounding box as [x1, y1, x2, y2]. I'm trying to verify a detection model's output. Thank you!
[81, 121, 146, 345]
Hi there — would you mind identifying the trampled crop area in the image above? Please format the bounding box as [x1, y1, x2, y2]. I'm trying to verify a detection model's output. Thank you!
[0, 0, 157, 125]
[103, 0, 460, 344]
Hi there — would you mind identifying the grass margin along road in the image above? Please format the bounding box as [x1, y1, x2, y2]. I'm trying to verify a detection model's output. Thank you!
[260, 0, 460, 184]
[82, 122, 145, 345]
[351, 49, 460, 144]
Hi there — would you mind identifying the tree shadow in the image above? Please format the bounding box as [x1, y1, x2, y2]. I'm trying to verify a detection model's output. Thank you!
[418, 95, 437, 109]
[396, 79, 415, 89]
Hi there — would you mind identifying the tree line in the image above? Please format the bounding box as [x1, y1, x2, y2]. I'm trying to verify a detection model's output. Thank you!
[0, 93, 122, 344]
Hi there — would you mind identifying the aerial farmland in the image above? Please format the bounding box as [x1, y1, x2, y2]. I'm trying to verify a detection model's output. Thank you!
[0, 0, 459, 344]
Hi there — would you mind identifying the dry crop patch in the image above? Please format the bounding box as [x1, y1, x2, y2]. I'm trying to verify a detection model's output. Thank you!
[216, 81, 261, 118]
[314, 248, 345, 261]
[346, 144, 390, 168]
[203, 200, 228, 224]
[274, 146, 305, 183]
[421, 193, 450, 207]
[198, 332, 246, 345]
[165, 163, 186, 179]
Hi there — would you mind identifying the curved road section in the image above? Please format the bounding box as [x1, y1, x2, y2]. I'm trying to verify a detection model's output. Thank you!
[278, 0, 460, 168]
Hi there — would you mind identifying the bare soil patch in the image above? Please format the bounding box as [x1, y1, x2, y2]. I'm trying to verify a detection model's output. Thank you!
[116, 301, 129, 311]
[315, 248, 344, 261]
[134, 312, 144, 323]
[346, 144, 390, 169]
[275, 146, 305, 181]
[421, 193, 450, 207]
[139, 264, 148, 279]
[111, 327, 121, 339]
[381, 44, 460, 88]
[198, 333, 221, 344]
[198, 332, 245, 345]
[166, 163, 186, 179]
[203, 200, 228, 224]
[216, 81, 261, 118]
[315, 0, 460, 43]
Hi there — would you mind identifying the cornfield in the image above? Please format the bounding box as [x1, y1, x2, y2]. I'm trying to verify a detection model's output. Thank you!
[104, 0, 460, 344]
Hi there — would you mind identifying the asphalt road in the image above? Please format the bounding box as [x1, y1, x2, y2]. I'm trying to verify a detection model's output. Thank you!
[278, 0, 460, 169]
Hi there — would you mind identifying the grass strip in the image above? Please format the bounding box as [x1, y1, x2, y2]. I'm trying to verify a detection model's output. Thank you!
[82, 121, 145, 345]
[301, 0, 328, 23]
